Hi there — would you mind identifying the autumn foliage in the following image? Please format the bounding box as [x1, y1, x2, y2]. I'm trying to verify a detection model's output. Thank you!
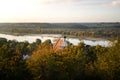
[0, 38, 120, 80]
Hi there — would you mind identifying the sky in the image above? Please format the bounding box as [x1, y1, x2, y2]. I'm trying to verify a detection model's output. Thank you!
[0, 0, 120, 23]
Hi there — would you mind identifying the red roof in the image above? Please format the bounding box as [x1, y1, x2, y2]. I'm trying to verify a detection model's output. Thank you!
[53, 38, 64, 51]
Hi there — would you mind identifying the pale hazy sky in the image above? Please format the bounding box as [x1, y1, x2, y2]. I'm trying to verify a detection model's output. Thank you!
[0, 0, 120, 22]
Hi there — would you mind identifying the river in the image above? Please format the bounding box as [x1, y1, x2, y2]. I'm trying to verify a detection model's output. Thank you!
[0, 33, 110, 47]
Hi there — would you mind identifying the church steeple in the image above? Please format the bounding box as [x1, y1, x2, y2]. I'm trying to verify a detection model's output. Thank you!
[64, 36, 66, 41]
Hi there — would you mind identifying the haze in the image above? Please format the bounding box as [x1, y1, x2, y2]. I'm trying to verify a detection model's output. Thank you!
[0, 0, 120, 22]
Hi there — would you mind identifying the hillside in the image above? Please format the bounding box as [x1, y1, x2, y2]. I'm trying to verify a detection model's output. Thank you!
[0, 23, 120, 38]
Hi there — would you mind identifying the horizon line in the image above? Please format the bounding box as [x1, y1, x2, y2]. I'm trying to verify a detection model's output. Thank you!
[0, 21, 120, 24]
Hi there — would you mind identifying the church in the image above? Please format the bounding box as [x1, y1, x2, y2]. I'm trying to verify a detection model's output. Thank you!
[53, 36, 67, 51]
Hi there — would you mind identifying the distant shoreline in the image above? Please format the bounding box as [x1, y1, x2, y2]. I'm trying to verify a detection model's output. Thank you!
[0, 23, 119, 39]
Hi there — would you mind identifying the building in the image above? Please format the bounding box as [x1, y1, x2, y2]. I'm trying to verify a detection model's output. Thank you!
[53, 36, 67, 51]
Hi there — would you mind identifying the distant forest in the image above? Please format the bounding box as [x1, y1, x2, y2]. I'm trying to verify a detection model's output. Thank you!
[0, 23, 120, 39]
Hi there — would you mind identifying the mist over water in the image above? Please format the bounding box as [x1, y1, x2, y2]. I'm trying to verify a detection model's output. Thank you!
[0, 33, 110, 47]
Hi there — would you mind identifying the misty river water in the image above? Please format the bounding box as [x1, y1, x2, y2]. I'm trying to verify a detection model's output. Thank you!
[0, 33, 110, 47]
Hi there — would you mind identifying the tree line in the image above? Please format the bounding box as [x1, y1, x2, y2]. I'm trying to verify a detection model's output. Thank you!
[0, 23, 120, 39]
[0, 38, 120, 80]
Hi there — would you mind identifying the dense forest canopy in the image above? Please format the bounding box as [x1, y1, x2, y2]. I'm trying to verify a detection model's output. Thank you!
[0, 37, 120, 80]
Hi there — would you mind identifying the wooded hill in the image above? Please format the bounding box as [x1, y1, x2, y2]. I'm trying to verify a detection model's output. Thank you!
[0, 23, 120, 38]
